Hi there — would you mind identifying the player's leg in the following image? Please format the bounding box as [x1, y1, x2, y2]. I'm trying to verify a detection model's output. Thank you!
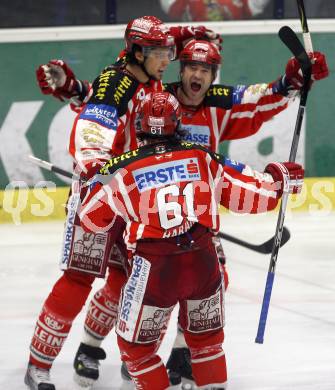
[72, 224, 128, 387]
[167, 234, 228, 388]
[25, 210, 121, 390]
[25, 270, 95, 390]
[73, 262, 127, 387]
[178, 233, 227, 389]
[116, 243, 183, 389]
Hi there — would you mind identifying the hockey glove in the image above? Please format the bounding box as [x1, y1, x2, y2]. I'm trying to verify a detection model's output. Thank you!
[169, 25, 222, 56]
[285, 51, 329, 90]
[36, 60, 89, 103]
[265, 162, 304, 197]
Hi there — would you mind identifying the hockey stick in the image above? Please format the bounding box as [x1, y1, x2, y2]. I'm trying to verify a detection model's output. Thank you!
[217, 227, 290, 254]
[28, 155, 79, 180]
[255, 26, 312, 344]
[29, 154, 290, 254]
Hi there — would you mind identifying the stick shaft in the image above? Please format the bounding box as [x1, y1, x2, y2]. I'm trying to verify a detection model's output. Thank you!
[296, 0, 314, 52]
[255, 25, 312, 344]
[29, 155, 79, 180]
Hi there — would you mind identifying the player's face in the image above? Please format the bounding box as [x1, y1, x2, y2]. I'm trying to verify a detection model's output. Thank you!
[144, 47, 172, 80]
[181, 63, 213, 101]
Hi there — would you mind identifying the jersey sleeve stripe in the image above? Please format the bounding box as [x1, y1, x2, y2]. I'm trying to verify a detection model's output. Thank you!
[136, 223, 145, 241]
[223, 171, 277, 198]
[115, 172, 138, 222]
[230, 98, 289, 119]
[123, 100, 134, 153]
[206, 153, 221, 230]
[209, 106, 220, 152]
[219, 109, 231, 139]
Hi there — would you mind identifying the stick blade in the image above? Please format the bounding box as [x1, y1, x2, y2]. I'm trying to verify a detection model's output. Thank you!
[262, 226, 291, 254]
[278, 26, 311, 77]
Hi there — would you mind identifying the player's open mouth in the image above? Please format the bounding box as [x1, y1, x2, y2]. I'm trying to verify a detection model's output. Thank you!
[191, 82, 201, 92]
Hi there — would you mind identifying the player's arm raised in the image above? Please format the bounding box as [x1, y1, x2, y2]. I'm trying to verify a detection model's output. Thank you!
[213, 51, 328, 141]
[36, 59, 90, 112]
[213, 155, 304, 214]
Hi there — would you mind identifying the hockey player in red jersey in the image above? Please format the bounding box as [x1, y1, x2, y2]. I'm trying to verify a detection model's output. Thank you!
[25, 16, 224, 390]
[33, 33, 328, 388]
[79, 91, 304, 390]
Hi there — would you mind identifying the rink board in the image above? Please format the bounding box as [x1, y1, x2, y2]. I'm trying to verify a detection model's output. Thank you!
[0, 177, 334, 224]
[0, 23, 335, 191]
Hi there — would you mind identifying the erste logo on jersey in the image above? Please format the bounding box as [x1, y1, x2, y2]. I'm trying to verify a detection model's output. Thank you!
[80, 104, 118, 130]
[133, 158, 201, 192]
[181, 124, 211, 146]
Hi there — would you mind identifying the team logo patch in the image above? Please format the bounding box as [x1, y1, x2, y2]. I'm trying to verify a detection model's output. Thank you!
[181, 124, 211, 146]
[187, 290, 223, 333]
[135, 305, 174, 343]
[44, 315, 65, 331]
[132, 18, 154, 33]
[66, 229, 111, 277]
[80, 104, 118, 130]
[133, 158, 201, 192]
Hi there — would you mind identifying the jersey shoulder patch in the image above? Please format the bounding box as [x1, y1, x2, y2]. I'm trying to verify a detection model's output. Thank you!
[98, 148, 142, 177]
[88, 68, 139, 116]
[204, 84, 234, 109]
[210, 151, 246, 172]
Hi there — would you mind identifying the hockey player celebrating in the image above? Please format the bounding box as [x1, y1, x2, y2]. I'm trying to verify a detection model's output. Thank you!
[25, 16, 223, 390]
[78, 91, 304, 390]
[33, 32, 328, 389]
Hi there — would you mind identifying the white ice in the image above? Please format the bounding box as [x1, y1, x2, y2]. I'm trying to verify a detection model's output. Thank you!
[1, 211, 334, 389]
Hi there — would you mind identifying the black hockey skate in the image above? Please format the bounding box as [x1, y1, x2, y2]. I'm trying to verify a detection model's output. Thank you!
[24, 363, 55, 390]
[73, 343, 106, 388]
[166, 347, 196, 389]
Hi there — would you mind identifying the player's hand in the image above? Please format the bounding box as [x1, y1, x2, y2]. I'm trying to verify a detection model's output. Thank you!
[169, 25, 222, 55]
[285, 51, 329, 90]
[193, 26, 222, 50]
[36, 60, 79, 101]
[265, 162, 304, 196]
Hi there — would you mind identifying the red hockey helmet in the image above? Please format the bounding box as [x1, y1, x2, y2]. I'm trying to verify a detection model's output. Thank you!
[179, 39, 221, 66]
[137, 92, 181, 137]
[125, 16, 175, 55]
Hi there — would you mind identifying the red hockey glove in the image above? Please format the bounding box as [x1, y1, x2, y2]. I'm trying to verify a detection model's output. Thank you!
[169, 25, 222, 56]
[265, 162, 304, 196]
[285, 51, 329, 90]
[36, 60, 89, 102]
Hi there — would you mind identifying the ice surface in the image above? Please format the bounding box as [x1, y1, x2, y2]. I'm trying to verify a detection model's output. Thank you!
[1, 211, 334, 389]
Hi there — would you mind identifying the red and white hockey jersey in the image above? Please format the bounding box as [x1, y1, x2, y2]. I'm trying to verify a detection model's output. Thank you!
[68, 66, 290, 179]
[165, 81, 290, 153]
[68, 64, 163, 179]
[79, 141, 280, 251]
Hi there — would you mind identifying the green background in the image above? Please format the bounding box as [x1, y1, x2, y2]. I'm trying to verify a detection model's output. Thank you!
[0, 33, 334, 188]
